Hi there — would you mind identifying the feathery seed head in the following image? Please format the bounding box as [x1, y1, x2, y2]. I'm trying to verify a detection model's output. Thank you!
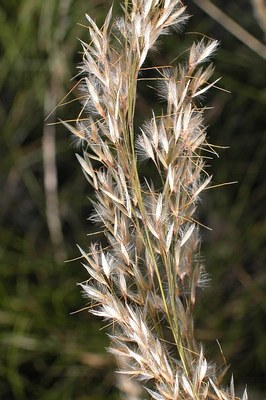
[67, 1, 246, 399]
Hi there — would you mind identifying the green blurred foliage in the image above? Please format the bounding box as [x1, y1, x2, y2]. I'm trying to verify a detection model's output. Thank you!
[0, 0, 265, 399]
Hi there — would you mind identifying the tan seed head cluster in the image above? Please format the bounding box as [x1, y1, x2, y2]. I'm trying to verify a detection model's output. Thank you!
[66, 1, 248, 399]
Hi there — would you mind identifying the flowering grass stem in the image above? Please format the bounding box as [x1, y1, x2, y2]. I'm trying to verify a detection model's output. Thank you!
[66, 1, 248, 399]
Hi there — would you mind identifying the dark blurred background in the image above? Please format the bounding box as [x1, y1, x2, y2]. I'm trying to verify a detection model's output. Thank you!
[0, 0, 265, 399]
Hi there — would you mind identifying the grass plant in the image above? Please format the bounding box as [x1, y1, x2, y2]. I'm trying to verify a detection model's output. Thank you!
[66, 1, 249, 399]
[1, 1, 265, 399]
